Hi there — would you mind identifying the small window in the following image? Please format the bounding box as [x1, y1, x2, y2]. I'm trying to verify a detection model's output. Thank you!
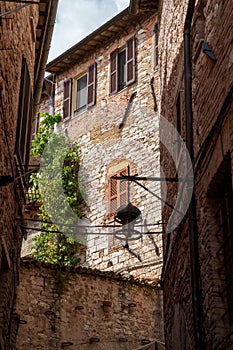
[110, 36, 136, 95]
[109, 169, 128, 219]
[153, 24, 158, 70]
[63, 63, 97, 119]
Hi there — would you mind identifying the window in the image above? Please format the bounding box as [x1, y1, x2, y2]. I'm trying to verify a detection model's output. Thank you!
[108, 169, 128, 219]
[214, 156, 233, 325]
[76, 74, 87, 113]
[153, 24, 158, 70]
[62, 62, 96, 119]
[15, 57, 33, 173]
[109, 36, 136, 95]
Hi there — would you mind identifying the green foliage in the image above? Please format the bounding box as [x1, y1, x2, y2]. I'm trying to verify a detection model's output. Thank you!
[32, 230, 81, 267]
[30, 113, 84, 267]
[30, 112, 62, 157]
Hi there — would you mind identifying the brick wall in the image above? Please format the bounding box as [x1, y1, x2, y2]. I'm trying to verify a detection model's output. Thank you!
[0, 2, 40, 349]
[16, 258, 164, 350]
[159, 0, 233, 348]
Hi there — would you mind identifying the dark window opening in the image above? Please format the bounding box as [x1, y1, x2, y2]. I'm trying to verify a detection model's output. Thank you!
[118, 50, 126, 91]
[211, 154, 233, 326]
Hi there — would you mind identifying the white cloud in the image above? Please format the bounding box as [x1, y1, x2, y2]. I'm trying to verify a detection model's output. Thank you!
[48, 0, 130, 62]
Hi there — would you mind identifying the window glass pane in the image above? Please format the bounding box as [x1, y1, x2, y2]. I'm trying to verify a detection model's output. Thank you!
[76, 74, 87, 112]
[118, 50, 126, 91]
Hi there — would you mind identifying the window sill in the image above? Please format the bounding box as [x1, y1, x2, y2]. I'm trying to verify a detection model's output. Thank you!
[109, 85, 134, 98]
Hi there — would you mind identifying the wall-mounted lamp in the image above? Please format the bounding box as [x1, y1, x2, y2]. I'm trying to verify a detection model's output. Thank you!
[114, 202, 142, 242]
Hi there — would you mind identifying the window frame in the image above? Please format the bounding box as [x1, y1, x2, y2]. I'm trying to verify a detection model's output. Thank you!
[109, 35, 136, 96]
[63, 62, 97, 119]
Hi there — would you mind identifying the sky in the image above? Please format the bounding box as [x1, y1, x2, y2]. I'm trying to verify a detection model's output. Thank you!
[48, 0, 130, 63]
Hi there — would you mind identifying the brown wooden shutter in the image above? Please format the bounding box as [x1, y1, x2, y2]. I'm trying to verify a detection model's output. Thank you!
[87, 62, 97, 107]
[126, 36, 136, 86]
[110, 49, 118, 95]
[63, 78, 72, 119]
[119, 169, 128, 206]
[109, 177, 118, 217]
[109, 169, 128, 218]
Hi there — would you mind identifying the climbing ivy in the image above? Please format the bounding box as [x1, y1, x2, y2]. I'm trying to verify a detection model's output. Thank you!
[30, 113, 84, 267]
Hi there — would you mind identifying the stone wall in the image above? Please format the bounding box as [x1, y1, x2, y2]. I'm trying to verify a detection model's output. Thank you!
[159, 0, 233, 348]
[16, 258, 164, 350]
[0, 2, 40, 349]
[36, 13, 163, 281]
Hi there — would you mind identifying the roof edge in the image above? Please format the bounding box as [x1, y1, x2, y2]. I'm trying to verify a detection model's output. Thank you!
[46, 7, 129, 72]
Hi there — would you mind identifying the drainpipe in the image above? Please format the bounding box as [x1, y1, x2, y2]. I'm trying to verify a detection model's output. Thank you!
[184, 1, 205, 349]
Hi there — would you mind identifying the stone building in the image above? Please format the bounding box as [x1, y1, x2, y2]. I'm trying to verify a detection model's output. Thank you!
[158, 0, 233, 349]
[16, 258, 164, 350]
[0, 1, 58, 349]
[36, 0, 163, 281]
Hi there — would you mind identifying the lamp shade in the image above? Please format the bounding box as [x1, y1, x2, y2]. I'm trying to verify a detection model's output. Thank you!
[115, 202, 141, 225]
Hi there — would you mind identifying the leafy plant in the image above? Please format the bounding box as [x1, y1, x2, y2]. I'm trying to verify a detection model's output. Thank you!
[30, 113, 84, 267]
[31, 112, 62, 157]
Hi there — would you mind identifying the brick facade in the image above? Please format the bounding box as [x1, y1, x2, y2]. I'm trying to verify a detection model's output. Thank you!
[159, 0, 233, 348]
[0, 1, 58, 349]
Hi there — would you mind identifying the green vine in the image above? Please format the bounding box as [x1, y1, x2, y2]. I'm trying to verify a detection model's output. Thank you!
[30, 113, 84, 267]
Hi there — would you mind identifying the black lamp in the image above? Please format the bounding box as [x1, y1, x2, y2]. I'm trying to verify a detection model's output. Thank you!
[114, 202, 142, 242]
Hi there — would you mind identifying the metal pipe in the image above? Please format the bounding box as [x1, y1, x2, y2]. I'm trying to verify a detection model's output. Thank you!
[184, 1, 205, 349]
